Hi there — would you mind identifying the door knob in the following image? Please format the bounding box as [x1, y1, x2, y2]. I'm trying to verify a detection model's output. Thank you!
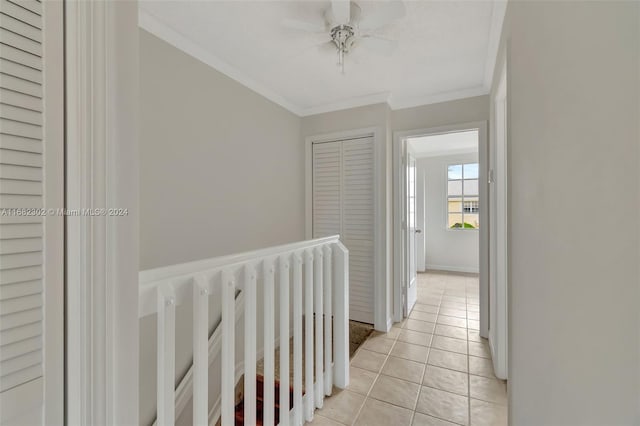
[415, 229, 422, 234]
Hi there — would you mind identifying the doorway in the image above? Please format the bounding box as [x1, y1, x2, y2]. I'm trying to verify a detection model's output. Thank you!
[393, 122, 488, 331]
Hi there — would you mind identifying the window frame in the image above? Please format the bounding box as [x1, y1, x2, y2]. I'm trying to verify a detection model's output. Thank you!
[446, 162, 479, 231]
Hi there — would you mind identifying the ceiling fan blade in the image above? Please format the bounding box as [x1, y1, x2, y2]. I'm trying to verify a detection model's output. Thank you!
[318, 41, 337, 54]
[281, 17, 326, 33]
[331, 0, 351, 25]
[357, 36, 398, 56]
[359, 0, 405, 32]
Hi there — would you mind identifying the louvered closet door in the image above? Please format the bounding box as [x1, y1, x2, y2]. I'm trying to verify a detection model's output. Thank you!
[312, 137, 375, 324]
[341, 138, 374, 324]
[0, 1, 63, 424]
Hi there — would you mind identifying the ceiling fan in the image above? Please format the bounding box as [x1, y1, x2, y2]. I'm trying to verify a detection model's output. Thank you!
[282, 0, 406, 74]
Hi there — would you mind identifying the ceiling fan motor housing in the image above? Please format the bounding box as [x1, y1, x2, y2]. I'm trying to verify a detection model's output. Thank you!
[330, 25, 356, 52]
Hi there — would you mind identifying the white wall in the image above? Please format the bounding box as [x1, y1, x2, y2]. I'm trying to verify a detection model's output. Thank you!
[497, 2, 640, 424]
[417, 153, 479, 273]
[139, 29, 303, 425]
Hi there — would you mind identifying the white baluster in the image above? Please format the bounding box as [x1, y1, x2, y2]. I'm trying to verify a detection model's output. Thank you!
[263, 259, 276, 426]
[193, 276, 209, 425]
[157, 283, 176, 426]
[304, 249, 314, 421]
[244, 265, 257, 426]
[292, 252, 303, 426]
[333, 243, 349, 389]
[221, 270, 236, 426]
[313, 247, 324, 409]
[322, 245, 333, 395]
[279, 256, 290, 425]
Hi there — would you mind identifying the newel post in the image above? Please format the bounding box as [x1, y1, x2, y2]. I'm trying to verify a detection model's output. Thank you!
[333, 241, 349, 389]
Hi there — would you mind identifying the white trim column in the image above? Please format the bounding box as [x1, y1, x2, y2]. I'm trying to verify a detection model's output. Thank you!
[65, 1, 140, 424]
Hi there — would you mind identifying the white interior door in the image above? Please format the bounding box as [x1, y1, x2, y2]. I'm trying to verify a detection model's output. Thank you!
[489, 61, 508, 380]
[0, 1, 64, 424]
[404, 152, 418, 315]
[312, 137, 375, 324]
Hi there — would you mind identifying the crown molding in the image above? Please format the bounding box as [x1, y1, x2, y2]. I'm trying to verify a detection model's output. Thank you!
[389, 86, 489, 111]
[298, 92, 391, 116]
[483, 0, 508, 91]
[139, 10, 304, 116]
[139, 4, 504, 118]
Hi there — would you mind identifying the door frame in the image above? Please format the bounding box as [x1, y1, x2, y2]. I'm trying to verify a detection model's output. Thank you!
[65, 1, 140, 423]
[305, 127, 388, 331]
[393, 122, 488, 334]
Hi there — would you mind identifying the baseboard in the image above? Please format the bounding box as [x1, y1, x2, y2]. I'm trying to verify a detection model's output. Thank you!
[426, 264, 479, 274]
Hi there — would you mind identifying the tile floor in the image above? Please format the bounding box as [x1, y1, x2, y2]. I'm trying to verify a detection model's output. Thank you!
[307, 271, 507, 426]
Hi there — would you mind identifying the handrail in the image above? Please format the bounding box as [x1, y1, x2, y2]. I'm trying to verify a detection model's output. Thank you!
[138, 235, 341, 318]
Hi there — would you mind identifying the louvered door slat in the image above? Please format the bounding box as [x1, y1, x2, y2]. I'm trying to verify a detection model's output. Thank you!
[0, 0, 45, 409]
[313, 141, 341, 239]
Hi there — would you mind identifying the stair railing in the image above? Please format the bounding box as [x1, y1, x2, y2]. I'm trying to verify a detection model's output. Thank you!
[139, 235, 350, 426]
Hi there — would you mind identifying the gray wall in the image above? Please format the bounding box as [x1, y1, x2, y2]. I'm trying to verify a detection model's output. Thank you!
[498, 2, 640, 424]
[418, 152, 480, 273]
[139, 30, 303, 425]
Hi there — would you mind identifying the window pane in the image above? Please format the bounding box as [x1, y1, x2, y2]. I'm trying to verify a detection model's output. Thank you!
[463, 163, 479, 179]
[463, 179, 478, 196]
[448, 180, 462, 196]
[448, 164, 462, 180]
[448, 197, 462, 213]
[448, 213, 463, 228]
[465, 214, 480, 229]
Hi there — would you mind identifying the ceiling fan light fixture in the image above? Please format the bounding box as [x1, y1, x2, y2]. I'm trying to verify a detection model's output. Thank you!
[330, 24, 355, 74]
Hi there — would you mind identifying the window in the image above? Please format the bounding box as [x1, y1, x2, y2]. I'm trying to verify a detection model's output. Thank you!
[447, 163, 479, 229]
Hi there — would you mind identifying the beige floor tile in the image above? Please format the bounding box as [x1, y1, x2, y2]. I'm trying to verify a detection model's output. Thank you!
[427, 349, 468, 373]
[305, 414, 347, 425]
[438, 308, 467, 319]
[382, 355, 426, 384]
[467, 330, 482, 343]
[369, 374, 421, 410]
[416, 386, 469, 425]
[354, 397, 414, 426]
[362, 337, 396, 354]
[351, 349, 387, 373]
[404, 319, 436, 334]
[414, 304, 439, 314]
[466, 304, 479, 313]
[468, 356, 496, 379]
[470, 399, 507, 426]
[384, 327, 402, 340]
[391, 341, 430, 363]
[315, 389, 365, 425]
[440, 301, 467, 311]
[422, 365, 469, 396]
[411, 310, 438, 323]
[412, 412, 459, 426]
[467, 320, 480, 330]
[469, 375, 507, 405]
[434, 324, 468, 341]
[421, 297, 442, 307]
[398, 329, 433, 347]
[346, 366, 378, 395]
[431, 335, 468, 355]
[468, 341, 491, 359]
[436, 315, 468, 328]
[467, 311, 479, 321]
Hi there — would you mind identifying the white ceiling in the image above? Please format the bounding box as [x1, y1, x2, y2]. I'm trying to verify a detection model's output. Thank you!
[408, 130, 478, 158]
[139, 0, 506, 116]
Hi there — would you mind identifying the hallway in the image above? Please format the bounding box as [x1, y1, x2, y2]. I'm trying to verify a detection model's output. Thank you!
[309, 271, 507, 426]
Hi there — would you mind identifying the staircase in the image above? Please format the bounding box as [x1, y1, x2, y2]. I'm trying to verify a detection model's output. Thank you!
[234, 375, 295, 426]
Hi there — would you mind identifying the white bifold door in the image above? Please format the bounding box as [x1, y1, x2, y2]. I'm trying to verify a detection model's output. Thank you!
[312, 137, 375, 324]
[0, 1, 64, 424]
